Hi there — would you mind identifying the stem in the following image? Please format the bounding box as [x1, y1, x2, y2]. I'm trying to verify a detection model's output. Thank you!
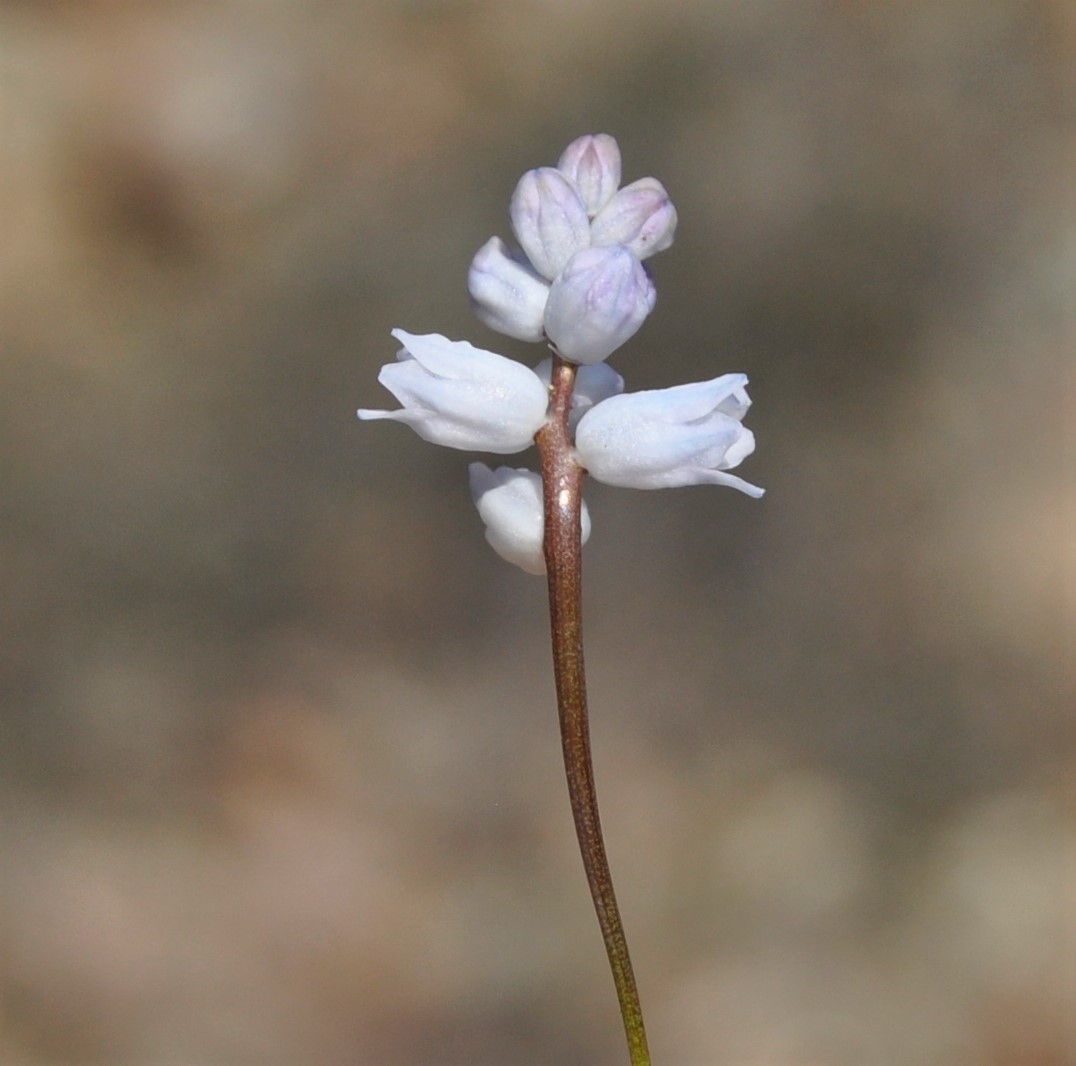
[536, 355, 651, 1066]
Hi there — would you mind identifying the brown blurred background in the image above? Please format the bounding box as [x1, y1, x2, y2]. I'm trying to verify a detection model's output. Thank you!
[1, 2, 1073, 1064]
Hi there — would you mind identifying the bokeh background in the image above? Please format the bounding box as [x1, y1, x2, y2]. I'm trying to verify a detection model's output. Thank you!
[2, 2, 1073, 1064]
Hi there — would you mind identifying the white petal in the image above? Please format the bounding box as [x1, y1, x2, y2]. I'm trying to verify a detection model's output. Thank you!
[469, 463, 592, 574]
[468, 237, 550, 342]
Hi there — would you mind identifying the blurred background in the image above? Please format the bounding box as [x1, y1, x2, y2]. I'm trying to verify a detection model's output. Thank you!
[2, 2, 1073, 1064]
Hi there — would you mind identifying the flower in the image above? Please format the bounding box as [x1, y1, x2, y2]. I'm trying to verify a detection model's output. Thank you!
[469, 463, 591, 574]
[574, 375, 764, 496]
[357, 330, 550, 453]
[557, 134, 621, 217]
[543, 245, 656, 365]
[468, 237, 551, 342]
[359, 135, 762, 577]
[590, 177, 678, 260]
[509, 167, 591, 281]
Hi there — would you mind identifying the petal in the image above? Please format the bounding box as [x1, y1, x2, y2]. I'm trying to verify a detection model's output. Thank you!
[599, 375, 750, 424]
[590, 177, 677, 259]
[469, 463, 592, 574]
[557, 134, 622, 216]
[509, 167, 591, 280]
[468, 237, 550, 343]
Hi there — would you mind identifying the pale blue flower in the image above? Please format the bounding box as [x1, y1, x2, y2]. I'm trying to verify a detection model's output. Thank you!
[357, 330, 549, 453]
[574, 375, 764, 496]
[469, 463, 592, 575]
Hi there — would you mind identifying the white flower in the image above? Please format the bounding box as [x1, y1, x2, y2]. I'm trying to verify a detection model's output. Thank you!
[357, 330, 550, 453]
[509, 167, 591, 281]
[590, 177, 678, 260]
[468, 237, 551, 342]
[543, 245, 656, 365]
[558, 134, 621, 217]
[574, 375, 764, 496]
[469, 463, 591, 575]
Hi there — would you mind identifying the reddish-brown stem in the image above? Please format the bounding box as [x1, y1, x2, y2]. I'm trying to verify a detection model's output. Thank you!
[535, 355, 651, 1066]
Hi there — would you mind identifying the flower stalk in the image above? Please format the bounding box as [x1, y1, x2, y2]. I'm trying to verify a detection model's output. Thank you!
[536, 354, 651, 1066]
[359, 133, 763, 1065]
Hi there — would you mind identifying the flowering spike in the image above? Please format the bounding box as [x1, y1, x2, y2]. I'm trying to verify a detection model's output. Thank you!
[468, 237, 551, 342]
[574, 375, 764, 495]
[509, 167, 592, 281]
[469, 462, 591, 574]
[543, 245, 656, 365]
[357, 331, 549, 453]
[357, 134, 763, 1066]
[558, 134, 622, 217]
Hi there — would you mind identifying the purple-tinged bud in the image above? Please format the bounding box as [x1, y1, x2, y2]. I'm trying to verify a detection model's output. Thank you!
[590, 177, 678, 260]
[557, 134, 622, 217]
[509, 167, 591, 281]
[469, 463, 591, 574]
[543, 246, 656, 365]
[468, 237, 551, 342]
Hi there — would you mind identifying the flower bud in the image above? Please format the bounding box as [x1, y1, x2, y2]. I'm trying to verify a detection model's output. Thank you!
[468, 237, 551, 342]
[357, 330, 549, 454]
[590, 177, 677, 260]
[469, 463, 591, 575]
[574, 375, 764, 495]
[534, 358, 624, 430]
[557, 133, 621, 217]
[509, 167, 591, 281]
[543, 245, 656, 365]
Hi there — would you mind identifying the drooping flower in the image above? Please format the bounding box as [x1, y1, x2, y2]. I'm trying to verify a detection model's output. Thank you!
[574, 375, 764, 496]
[469, 463, 591, 574]
[543, 245, 656, 365]
[357, 330, 550, 453]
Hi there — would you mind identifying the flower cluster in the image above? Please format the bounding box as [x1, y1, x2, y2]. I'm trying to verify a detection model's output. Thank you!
[358, 135, 762, 573]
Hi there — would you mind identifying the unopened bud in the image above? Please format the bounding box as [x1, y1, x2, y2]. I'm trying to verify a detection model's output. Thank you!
[509, 167, 591, 281]
[468, 237, 551, 342]
[469, 463, 591, 574]
[557, 134, 622, 217]
[543, 246, 656, 365]
[590, 177, 677, 260]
